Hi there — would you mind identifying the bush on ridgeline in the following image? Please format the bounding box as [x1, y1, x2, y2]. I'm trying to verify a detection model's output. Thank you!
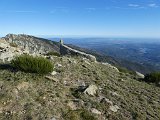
[46, 51, 60, 57]
[144, 72, 160, 86]
[11, 54, 53, 74]
[10, 43, 18, 47]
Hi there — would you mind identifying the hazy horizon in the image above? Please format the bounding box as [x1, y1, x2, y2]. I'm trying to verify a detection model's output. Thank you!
[1, 34, 160, 40]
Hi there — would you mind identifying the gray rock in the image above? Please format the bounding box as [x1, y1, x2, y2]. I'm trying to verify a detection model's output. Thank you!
[136, 71, 145, 78]
[84, 85, 98, 96]
[91, 108, 101, 115]
[51, 117, 56, 120]
[51, 71, 57, 76]
[56, 63, 62, 67]
[45, 76, 59, 82]
[109, 105, 120, 112]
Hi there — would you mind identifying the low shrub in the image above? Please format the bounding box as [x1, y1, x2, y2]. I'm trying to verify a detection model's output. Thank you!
[11, 54, 53, 74]
[80, 109, 97, 120]
[10, 43, 18, 47]
[46, 51, 60, 57]
[64, 109, 97, 120]
[144, 72, 160, 86]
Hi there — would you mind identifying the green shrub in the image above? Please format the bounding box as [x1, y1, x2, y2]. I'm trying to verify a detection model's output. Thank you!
[80, 109, 97, 120]
[144, 72, 160, 86]
[10, 43, 18, 47]
[64, 110, 80, 120]
[46, 51, 60, 57]
[11, 54, 53, 74]
[64, 109, 97, 120]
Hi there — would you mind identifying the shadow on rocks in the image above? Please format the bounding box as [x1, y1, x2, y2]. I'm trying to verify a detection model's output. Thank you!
[0, 63, 17, 72]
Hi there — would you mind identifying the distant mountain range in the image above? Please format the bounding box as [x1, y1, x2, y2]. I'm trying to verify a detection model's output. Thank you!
[49, 38, 160, 74]
[67, 44, 155, 74]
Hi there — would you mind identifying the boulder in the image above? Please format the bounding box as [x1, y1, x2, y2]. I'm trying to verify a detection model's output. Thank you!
[91, 108, 101, 115]
[136, 71, 145, 78]
[109, 105, 120, 112]
[84, 85, 98, 96]
[51, 71, 57, 76]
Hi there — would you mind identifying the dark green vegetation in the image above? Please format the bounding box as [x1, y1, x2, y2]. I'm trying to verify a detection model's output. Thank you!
[64, 109, 96, 120]
[144, 72, 160, 86]
[0, 56, 160, 120]
[46, 51, 61, 57]
[11, 54, 53, 74]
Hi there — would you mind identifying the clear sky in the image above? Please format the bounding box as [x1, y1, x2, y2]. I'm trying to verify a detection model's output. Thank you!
[0, 0, 160, 38]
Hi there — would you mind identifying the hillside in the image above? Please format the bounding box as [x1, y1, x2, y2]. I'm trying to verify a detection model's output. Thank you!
[0, 34, 160, 120]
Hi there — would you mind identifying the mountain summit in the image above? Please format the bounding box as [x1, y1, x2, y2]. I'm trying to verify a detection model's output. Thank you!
[4, 34, 60, 53]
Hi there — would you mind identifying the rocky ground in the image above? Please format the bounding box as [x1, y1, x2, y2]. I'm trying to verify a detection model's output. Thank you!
[0, 55, 160, 120]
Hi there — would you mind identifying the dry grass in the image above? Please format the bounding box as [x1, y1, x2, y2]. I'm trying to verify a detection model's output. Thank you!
[0, 56, 160, 120]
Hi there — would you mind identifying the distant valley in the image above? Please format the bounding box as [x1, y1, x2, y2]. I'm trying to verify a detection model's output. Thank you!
[50, 38, 160, 74]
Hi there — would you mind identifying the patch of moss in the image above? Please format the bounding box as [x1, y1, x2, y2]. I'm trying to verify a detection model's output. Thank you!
[64, 109, 97, 120]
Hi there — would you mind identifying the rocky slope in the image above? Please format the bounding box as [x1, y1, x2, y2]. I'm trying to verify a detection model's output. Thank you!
[0, 34, 60, 62]
[0, 34, 160, 120]
[0, 34, 96, 63]
[4, 34, 60, 54]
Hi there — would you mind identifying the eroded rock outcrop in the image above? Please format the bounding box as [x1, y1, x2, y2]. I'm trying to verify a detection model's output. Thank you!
[3, 34, 60, 54]
[0, 34, 60, 62]
[0, 38, 24, 62]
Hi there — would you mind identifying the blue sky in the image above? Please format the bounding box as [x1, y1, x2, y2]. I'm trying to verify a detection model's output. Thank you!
[0, 0, 160, 38]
